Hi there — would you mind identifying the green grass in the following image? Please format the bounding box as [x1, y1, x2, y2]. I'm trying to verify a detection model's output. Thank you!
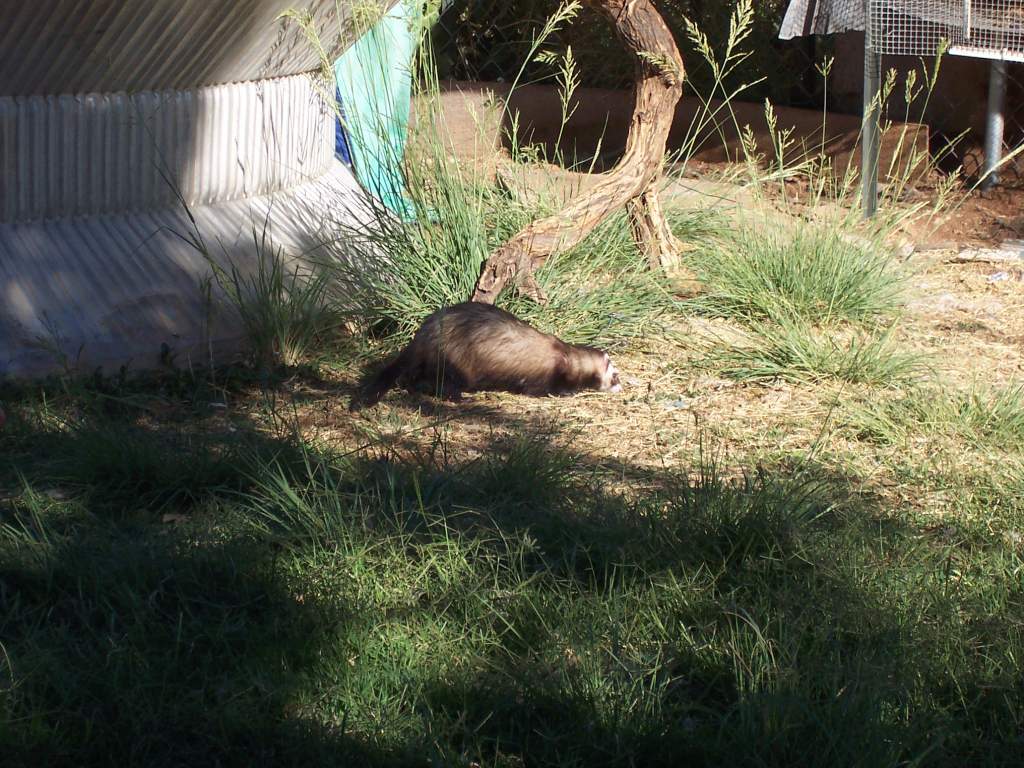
[305, 8, 726, 359]
[845, 383, 1024, 451]
[669, 213, 925, 388]
[321, 156, 686, 355]
[213, 240, 344, 373]
[684, 223, 907, 326]
[707, 321, 925, 387]
[0, 6, 1005, 763]
[500, 213, 679, 348]
[2, 386, 1024, 767]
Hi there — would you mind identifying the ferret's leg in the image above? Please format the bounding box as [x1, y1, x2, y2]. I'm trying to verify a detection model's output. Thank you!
[436, 367, 467, 402]
[350, 350, 409, 410]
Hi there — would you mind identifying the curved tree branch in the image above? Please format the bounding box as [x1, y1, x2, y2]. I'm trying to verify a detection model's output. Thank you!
[472, 0, 698, 304]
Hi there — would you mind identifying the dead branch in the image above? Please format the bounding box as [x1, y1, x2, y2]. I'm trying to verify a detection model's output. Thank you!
[472, 0, 698, 304]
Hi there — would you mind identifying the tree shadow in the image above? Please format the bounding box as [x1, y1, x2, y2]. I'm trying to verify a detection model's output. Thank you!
[0, 518, 395, 766]
[0, 379, 392, 765]
[2, 376, 1021, 766]
[295, 405, 1017, 765]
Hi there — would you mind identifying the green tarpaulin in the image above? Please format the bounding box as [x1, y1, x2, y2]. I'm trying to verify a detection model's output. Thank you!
[334, 2, 418, 218]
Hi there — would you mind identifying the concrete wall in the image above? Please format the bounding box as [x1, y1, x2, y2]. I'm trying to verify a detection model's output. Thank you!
[430, 80, 927, 182]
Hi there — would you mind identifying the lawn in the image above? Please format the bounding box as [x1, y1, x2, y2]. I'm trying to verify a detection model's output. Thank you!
[3, 197, 1024, 766]
[3, 3, 1023, 759]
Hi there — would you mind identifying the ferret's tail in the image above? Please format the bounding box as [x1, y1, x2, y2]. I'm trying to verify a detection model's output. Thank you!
[349, 352, 407, 411]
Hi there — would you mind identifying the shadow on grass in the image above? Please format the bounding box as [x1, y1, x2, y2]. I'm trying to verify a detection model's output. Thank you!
[1, 375, 1022, 766]
[0, 528, 384, 766]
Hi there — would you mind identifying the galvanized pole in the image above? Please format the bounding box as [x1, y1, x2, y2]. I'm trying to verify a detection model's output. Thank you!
[981, 59, 1007, 190]
[862, 2, 881, 218]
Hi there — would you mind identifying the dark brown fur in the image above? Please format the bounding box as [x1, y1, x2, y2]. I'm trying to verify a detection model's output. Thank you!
[350, 303, 620, 410]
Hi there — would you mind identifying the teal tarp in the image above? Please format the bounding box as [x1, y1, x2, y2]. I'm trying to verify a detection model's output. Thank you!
[333, 2, 417, 218]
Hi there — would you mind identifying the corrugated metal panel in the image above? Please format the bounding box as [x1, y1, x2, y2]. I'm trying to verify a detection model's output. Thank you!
[0, 0, 394, 96]
[0, 0, 402, 378]
[0, 160, 384, 377]
[0, 73, 336, 222]
[779, 1, 865, 39]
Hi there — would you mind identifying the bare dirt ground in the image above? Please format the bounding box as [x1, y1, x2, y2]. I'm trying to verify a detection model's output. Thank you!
[910, 186, 1024, 248]
[272, 233, 1024, 501]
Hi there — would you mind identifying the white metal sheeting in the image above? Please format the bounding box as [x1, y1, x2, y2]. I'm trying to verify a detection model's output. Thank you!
[1, 74, 337, 223]
[0, 161, 382, 378]
[0, 0, 355, 96]
[0, 0, 397, 378]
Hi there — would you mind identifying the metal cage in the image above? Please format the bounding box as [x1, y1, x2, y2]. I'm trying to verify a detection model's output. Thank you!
[862, 1, 1024, 214]
[868, 0, 1024, 60]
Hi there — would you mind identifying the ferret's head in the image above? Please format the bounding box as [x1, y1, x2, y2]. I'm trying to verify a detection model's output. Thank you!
[599, 351, 622, 393]
[572, 346, 623, 394]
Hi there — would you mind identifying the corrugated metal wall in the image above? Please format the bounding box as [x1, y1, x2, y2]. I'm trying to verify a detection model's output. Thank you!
[0, 0, 396, 377]
[0, 163, 381, 377]
[0, 0, 356, 95]
[1, 75, 337, 222]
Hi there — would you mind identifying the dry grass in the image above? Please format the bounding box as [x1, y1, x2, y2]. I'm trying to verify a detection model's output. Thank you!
[270, 238, 1023, 523]
[900, 257, 1024, 387]
[7, 206, 1024, 766]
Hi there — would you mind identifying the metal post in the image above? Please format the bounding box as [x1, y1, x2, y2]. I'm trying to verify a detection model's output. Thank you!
[981, 59, 1007, 190]
[862, 14, 881, 218]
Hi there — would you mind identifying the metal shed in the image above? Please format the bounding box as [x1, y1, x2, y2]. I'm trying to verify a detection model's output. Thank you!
[0, 0, 388, 377]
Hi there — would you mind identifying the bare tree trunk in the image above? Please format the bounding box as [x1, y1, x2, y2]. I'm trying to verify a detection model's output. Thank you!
[472, 0, 698, 305]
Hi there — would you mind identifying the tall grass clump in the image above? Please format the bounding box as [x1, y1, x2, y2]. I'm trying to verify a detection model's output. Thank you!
[686, 221, 906, 326]
[502, 207, 726, 346]
[292, 0, 677, 352]
[710, 320, 924, 387]
[653, 0, 927, 388]
[500, 211, 679, 346]
[678, 214, 921, 387]
[165, 169, 344, 373]
[330, 179, 681, 350]
[209, 234, 343, 372]
[847, 382, 1024, 451]
[324, 157, 527, 342]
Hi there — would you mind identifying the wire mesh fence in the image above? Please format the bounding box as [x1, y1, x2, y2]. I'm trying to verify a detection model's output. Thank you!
[868, 0, 1024, 59]
[1004, 64, 1024, 183]
[864, 2, 1024, 185]
[955, 60, 1024, 184]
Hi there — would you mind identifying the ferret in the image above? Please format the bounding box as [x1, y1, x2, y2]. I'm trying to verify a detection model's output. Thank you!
[350, 302, 622, 410]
